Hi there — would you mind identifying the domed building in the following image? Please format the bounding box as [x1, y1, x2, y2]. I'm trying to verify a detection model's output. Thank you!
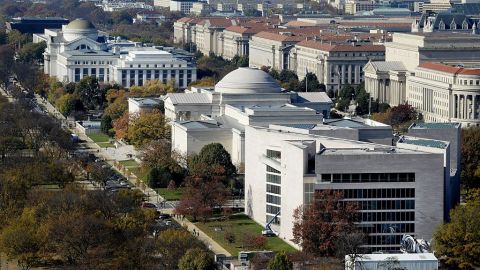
[63, 18, 98, 42]
[162, 67, 332, 167]
[34, 18, 196, 88]
[215, 68, 282, 94]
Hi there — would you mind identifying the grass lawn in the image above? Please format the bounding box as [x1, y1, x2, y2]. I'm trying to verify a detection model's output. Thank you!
[195, 214, 297, 256]
[97, 142, 114, 148]
[88, 133, 111, 143]
[155, 188, 184, 201]
[119, 159, 140, 168]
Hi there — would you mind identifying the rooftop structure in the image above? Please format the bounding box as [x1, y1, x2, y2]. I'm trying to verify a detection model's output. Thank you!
[6, 17, 69, 34]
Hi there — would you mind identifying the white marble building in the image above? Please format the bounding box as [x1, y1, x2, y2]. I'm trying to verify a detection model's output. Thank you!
[166, 67, 333, 168]
[35, 18, 196, 88]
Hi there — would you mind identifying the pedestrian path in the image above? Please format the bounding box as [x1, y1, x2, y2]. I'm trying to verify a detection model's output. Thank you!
[164, 210, 232, 256]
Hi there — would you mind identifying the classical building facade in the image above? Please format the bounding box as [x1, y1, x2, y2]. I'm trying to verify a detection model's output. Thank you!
[365, 32, 480, 126]
[364, 61, 407, 105]
[407, 62, 480, 126]
[249, 31, 303, 70]
[290, 40, 385, 92]
[35, 19, 196, 88]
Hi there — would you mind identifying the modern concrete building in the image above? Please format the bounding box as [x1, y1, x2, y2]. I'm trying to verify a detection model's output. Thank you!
[170, 0, 198, 14]
[35, 19, 196, 88]
[245, 123, 450, 251]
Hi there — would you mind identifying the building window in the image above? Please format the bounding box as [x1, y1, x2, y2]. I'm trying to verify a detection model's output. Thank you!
[266, 184, 281, 195]
[147, 70, 152, 80]
[130, 70, 135, 86]
[91, 68, 96, 77]
[83, 68, 88, 78]
[266, 173, 281, 184]
[99, 68, 104, 82]
[266, 149, 281, 160]
[155, 70, 160, 80]
[267, 194, 281, 205]
[138, 70, 144, 86]
[74, 68, 81, 82]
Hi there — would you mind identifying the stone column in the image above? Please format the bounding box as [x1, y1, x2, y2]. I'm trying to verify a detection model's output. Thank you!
[347, 65, 352, 84]
[134, 70, 139, 86]
[341, 64, 346, 85]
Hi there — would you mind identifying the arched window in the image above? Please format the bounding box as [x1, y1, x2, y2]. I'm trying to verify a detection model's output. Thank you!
[462, 20, 469, 30]
[438, 20, 445, 30]
[75, 44, 92, 50]
[450, 20, 457, 30]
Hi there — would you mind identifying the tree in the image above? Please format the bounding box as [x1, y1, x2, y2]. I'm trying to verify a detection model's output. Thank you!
[460, 128, 480, 189]
[140, 140, 184, 175]
[224, 230, 236, 244]
[297, 73, 325, 92]
[292, 190, 360, 257]
[156, 229, 207, 269]
[189, 143, 236, 177]
[178, 248, 216, 270]
[127, 109, 170, 147]
[17, 41, 46, 63]
[175, 164, 229, 222]
[267, 252, 293, 270]
[0, 45, 14, 86]
[146, 167, 172, 188]
[0, 210, 45, 270]
[55, 93, 76, 116]
[112, 111, 129, 140]
[242, 233, 267, 250]
[130, 80, 173, 97]
[75, 76, 104, 110]
[433, 193, 480, 269]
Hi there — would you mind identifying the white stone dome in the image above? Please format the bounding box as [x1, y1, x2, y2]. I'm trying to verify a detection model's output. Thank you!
[63, 18, 98, 42]
[215, 68, 282, 94]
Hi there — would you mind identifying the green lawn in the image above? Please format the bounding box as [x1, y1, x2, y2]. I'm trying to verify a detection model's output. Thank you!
[97, 142, 114, 148]
[195, 214, 297, 256]
[119, 159, 140, 168]
[88, 133, 111, 143]
[155, 188, 184, 201]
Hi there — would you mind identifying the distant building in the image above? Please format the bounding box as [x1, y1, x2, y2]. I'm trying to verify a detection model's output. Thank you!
[134, 11, 166, 24]
[128, 97, 163, 115]
[35, 19, 196, 88]
[345, 253, 438, 270]
[290, 41, 385, 92]
[96, 1, 154, 12]
[364, 32, 480, 127]
[170, 0, 198, 14]
[344, 0, 379, 14]
[412, 13, 480, 33]
[6, 17, 69, 34]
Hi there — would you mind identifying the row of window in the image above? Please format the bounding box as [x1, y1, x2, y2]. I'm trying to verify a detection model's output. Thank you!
[357, 200, 415, 211]
[266, 173, 281, 184]
[266, 184, 281, 195]
[333, 188, 415, 199]
[74, 68, 110, 82]
[73, 60, 113, 65]
[267, 194, 281, 205]
[361, 211, 415, 222]
[360, 223, 415, 235]
[320, 172, 415, 183]
[129, 63, 184, 68]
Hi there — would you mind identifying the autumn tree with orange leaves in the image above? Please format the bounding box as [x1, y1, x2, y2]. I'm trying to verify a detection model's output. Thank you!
[292, 190, 360, 257]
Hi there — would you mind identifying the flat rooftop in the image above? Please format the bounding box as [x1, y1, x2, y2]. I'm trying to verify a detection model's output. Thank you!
[319, 147, 420, 155]
[398, 136, 449, 149]
[354, 253, 437, 262]
[410, 122, 460, 129]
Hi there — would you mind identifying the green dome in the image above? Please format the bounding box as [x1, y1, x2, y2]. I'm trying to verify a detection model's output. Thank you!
[65, 18, 95, 30]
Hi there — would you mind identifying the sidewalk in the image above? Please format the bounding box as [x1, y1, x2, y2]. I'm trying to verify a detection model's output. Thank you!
[164, 209, 232, 256]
